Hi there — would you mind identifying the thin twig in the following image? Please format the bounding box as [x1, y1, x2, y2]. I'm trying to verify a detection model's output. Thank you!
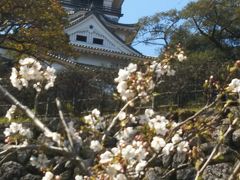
[167, 98, 218, 142]
[55, 97, 75, 152]
[0, 85, 91, 174]
[0, 84, 54, 140]
[195, 118, 238, 180]
[228, 160, 240, 180]
[0, 144, 88, 173]
[174, 99, 218, 131]
[138, 153, 163, 179]
[0, 144, 69, 157]
[0, 152, 16, 165]
[102, 97, 138, 142]
[161, 163, 190, 179]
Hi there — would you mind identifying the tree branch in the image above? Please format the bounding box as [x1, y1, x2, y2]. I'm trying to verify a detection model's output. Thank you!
[195, 118, 238, 180]
[228, 160, 240, 180]
[55, 97, 75, 153]
[102, 97, 138, 142]
[0, 84, 59, 145]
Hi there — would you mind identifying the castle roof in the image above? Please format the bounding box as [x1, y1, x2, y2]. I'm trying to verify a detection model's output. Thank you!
[67, 11, 139, 45]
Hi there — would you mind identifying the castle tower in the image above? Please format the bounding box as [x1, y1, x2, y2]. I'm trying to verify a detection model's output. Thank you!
[60, 0, 124, 21]
[55, 0, 152, 69]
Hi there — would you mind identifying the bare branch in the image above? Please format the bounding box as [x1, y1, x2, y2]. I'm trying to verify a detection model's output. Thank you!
[161, 163, 190, 179]
[55, 97, 75, 152]
[228, 160, 240, 180]
[0, 84, 54, 137]
[102, 96, 138, 142]
[195, 118, 238, 180]
[0, 144, 69, 157]
[171, 98, 218, 134]
[0, 85, 89, 174]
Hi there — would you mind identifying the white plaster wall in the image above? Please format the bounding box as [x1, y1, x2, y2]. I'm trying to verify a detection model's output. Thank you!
[52, 63, 67, 71]
[104, 0, 113, 7]
[75, 54, 127, 68]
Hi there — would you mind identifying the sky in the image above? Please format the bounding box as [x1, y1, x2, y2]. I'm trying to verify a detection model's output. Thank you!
[119, 0, 194, 56]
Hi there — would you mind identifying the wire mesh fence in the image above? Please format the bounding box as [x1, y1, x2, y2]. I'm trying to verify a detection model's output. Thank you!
[0, 88, 207, 118]
[0, 73, 210, 117]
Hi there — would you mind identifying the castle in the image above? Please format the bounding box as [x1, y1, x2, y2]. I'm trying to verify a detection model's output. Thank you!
[0, 0, 153, 71]
[53, 0, 152, 69]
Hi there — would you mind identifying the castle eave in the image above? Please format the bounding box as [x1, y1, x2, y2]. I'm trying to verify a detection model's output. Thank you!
[70, 43, 156, 61]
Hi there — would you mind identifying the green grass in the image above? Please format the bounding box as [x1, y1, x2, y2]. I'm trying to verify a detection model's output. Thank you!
[176, 105, 203, 114]
[0, 117, 32, 124]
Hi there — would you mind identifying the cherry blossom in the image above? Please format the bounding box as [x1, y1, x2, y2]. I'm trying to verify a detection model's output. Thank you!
[151, 136, 166, 152]
[30, 153, 50, 169]
[4, 122, 33, 140]
[5, 105, 17, 121]
[100, 151, 114, 164]
[42, 171, 54, 180]
[75, 175, 83, 180]
[171, 134, 182, 144]
[114, 174, 127, 180]
[177, 141, 189, 153]
[10, 57, 56, 91]
[135, 160, 147, 175]
[162, 143, 174, 155]
[90, 140, 103, 152]
[177, 53, 187, 62]
[228, 78, 240, 93]
[118, 111, 126, 121]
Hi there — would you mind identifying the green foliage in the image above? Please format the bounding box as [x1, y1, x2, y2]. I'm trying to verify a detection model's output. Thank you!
[0, 0, 76, 60]
[0, 117, 31, 124]
[137, 0, 240, 107]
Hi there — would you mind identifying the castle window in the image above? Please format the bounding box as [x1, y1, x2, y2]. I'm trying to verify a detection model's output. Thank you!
[76, 35, 87, 42]
[93, 38, 103, 45]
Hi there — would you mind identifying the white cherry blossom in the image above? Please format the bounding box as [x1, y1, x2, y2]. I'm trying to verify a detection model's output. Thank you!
[92, 108, 100, 118]
[4, 122, 32, 140]
[117, 81, 127, 94]
[121, 145, 136, 160]
[177, 141, 189, 153]
[75, 175, 83, 180]
[171, 134, 182, 144]
[154, 121, 168, 136]
[114, 69, 130, 83]
[145, 109, 154, 118]
[228, 78, 240, 93]
[151, 136, 166, 152]
[162, 143, 174, 155]
[42, 171, 54, 180]
[116, 127, 137, 142]
[10, 58, 56, 91]
[135, 160, 147, 174]
[90, 140, 103, 152]
[114, 174, 127, 180]
[5, 105, 17, 121]
[106, 163, 122, 177]
[30, 153, 50, 169]
[126, 63, 137, 73]
[177, 53, 187, 62]
[118, 111, 126, 121]
[100, 151, 114, 164]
